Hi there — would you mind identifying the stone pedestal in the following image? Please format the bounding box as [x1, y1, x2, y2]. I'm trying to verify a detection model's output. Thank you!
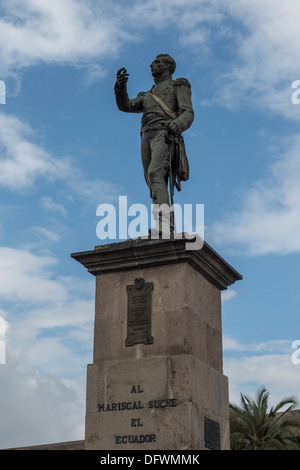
[71, 235, 242, 450]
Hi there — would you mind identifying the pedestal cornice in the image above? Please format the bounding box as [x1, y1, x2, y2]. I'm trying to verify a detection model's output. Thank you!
[71, 235, 242, 291]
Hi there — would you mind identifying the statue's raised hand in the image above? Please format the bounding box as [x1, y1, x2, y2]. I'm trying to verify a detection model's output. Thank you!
[116, 68, 129, 89]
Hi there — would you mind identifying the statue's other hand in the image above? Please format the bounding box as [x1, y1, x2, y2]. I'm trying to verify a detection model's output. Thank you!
[116, 67, 129, 88]
[167, 121, 178, 135]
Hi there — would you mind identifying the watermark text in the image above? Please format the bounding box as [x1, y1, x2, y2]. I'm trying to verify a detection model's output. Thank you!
[291, 80, 300, 105]
[96, 196, 204, 250]
[0, 340, 5, 365]
[291, 340, 300, 365]
[0, 80, 6, 104]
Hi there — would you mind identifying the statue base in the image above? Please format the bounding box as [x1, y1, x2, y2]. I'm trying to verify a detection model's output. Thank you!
[71, 235, 242, 450]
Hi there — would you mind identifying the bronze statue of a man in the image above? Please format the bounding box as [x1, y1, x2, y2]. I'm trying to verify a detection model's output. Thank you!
[114, 54, 194, 235]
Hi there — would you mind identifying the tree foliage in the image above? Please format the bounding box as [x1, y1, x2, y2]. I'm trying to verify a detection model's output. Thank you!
[230, 386, 300, 450]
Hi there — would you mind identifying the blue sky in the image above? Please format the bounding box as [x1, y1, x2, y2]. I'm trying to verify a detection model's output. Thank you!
[0, 0, 300, 448]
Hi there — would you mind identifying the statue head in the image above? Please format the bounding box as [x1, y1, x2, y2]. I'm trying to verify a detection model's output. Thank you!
[150, 54, 176, 78]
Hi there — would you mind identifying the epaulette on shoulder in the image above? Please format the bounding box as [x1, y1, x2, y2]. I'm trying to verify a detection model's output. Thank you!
[173, 77, 191, 88]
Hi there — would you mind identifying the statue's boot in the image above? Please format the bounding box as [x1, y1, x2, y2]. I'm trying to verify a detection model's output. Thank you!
[150, 205, 174, 239]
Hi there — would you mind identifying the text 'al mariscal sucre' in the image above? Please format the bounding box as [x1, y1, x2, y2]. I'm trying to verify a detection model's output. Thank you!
[97, 398, 177, 412]
[96, 385, 178, 446]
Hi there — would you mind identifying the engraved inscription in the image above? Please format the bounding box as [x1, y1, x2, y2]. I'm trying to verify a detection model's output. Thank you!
[126, 278, 153, 346]
[97, 398, 177, 412]
[97, 383, 178, 446]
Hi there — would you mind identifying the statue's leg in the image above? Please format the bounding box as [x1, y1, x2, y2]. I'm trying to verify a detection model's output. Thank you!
[147, 130, 170, 206]
[141, 130, 152, 192]
[146, 130, 173, 236]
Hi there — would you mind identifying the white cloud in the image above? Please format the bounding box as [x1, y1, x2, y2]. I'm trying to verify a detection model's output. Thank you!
[0, 0, 133, 76]
[0, 246, 94, 448]
[0, 246, 94, 321]
[0, 112, 70, 189]
[193, 1, 300, 257]
[0, 110, 121, 204]
[30, 226, 61, 243]
[209, 0, 300, 120]
[0, 247, 69, 304]
[126, 0, 300, 120]
[40, 197, 67, 216]
[125, 0, 223, 30]
[223, 335, 292, 353]
[27, 299, 94, 331]
[0, 0, 299, 126]
[0, 359, 85, 448]
[26, 335, 90, 376]
[223, 335, 300, 407]
[225, 353, 300, 408]
[0, 0, 298, 121]
[212, 134, 300, 255]
[221, 289, 237, 302]
[0, 247, 95, 366]
[73, 177, 120, 205]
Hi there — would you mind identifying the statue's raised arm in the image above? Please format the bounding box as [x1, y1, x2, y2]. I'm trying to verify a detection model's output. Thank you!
[116, 67, 129, 89]
[115, 67, 145, 114]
